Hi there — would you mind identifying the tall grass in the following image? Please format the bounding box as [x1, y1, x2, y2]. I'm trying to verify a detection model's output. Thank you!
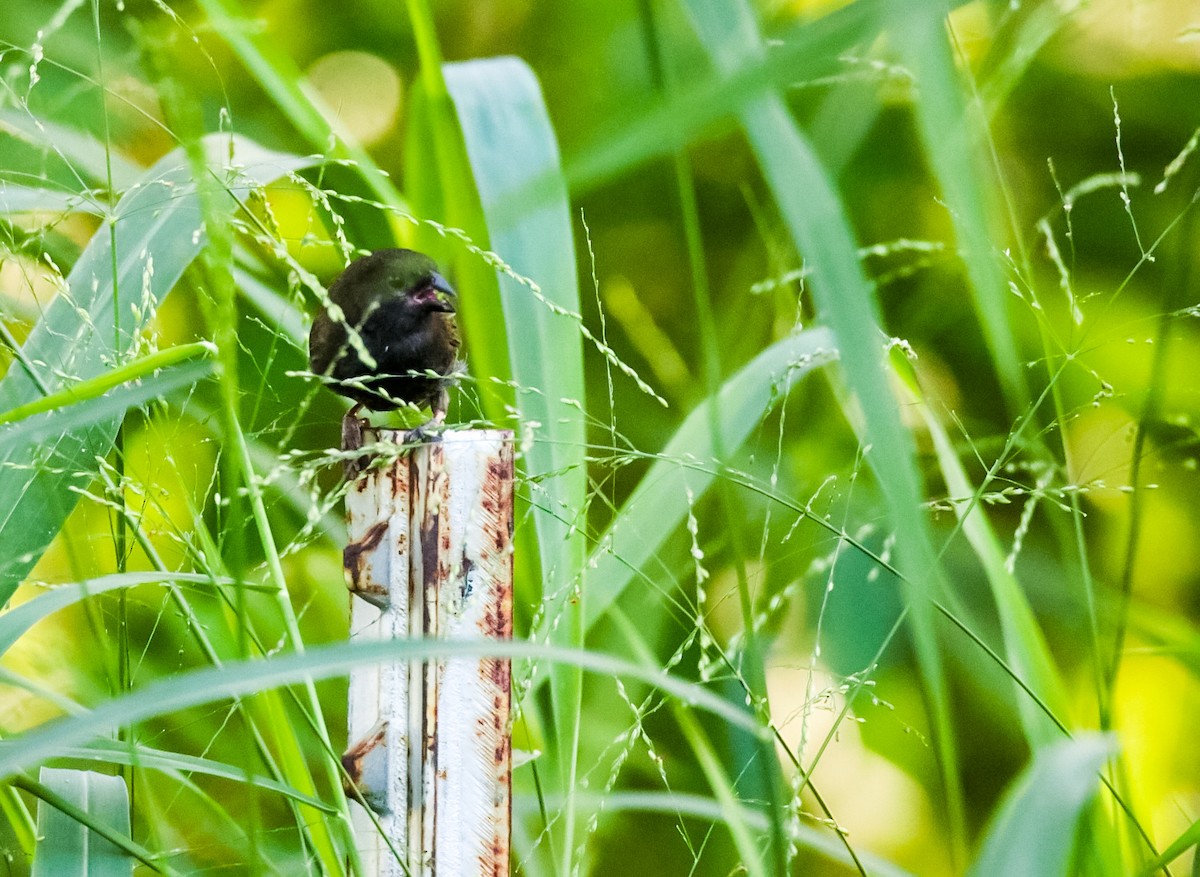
[1, 0, 1198, 875]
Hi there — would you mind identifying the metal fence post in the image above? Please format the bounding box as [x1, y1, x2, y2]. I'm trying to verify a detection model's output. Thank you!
[341, 417, 513, 876]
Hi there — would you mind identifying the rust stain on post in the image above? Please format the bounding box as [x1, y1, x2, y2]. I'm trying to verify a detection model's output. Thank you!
[344, 519, 390, 606]
[342, 722, 385, 784]
[342, 721, 390, 814]
[342, 416, 513, 876]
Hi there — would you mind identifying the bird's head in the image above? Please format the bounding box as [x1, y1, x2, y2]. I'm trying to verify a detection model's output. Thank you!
[331, 248, 457, 318]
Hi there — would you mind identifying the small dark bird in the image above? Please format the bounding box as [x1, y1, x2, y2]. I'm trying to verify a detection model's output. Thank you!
[309, 248, 461, 421]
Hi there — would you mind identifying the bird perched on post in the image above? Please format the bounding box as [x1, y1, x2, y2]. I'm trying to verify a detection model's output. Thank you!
[309, 248, 461, 424]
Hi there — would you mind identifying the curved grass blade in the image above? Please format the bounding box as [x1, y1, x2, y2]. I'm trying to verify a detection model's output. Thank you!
[0, 137, 308, 606]
[0, 184, 104, 216]
[682, 0, 964, 853]
[444, 56, 587, 602]
[0, 572, 237, 657]
[45, 741, 336, 814]
[0, 638, 763, 783]
[578, 789, 914, 877]
[562, 0, 973, 198]
[1138, 813, 1200, 876]
[584, 326, 836, 630]
[28, 768, 138, 877]
[194, 0, 405, 213]
[0, 359, 212, 449]
[402, 21, 513, 425]
[0, 342, 214, 427]
[0, 108, 143, 191]
[907, 370, 1070, 747]
[890, 6, 1026, 410]
[968, 735, 1117, 877]
[611, 608, 770, 877]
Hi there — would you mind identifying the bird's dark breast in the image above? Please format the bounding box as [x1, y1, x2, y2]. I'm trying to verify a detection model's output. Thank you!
[321, 303, 459, 411]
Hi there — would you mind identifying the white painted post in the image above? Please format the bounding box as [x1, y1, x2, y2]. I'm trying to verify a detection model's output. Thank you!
[342, 416, 513, 877]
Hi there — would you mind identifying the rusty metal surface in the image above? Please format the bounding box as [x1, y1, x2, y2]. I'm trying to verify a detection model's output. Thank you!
[341, 411, 513, 877]
[344, 520, 390, 608]
[434, 433, 513, 877]
[342, 721, 390, 814]
[344, 414, 414, 876]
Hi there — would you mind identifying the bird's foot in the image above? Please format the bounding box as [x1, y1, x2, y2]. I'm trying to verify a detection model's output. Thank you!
[342, 404, 371, 479]
[404, 418, 444, 446]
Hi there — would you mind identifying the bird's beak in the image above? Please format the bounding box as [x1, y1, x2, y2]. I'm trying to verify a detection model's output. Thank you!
[430, 272, 457, 312]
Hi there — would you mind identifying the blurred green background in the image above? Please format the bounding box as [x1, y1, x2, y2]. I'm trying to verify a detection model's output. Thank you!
[2, 0, 1200, 874]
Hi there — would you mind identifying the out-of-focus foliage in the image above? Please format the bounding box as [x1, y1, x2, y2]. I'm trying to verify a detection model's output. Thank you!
[1, 0, 1200, 874]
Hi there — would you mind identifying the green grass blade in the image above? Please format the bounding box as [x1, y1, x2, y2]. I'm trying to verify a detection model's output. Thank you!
[611, 608, 769, 877]
[47, 741, 337, 813]
[907, 373, 1069, 746]
[978, 3, 1080, 113]
[0, 138, 307, 606]
[193, 0, 404, 211]
[0, 341, 214, 426]
[444, 57, 587, 598]
[1137, 813, 1200, 876]
[577, 789, 914, 876]
[890, 6, 1027, 410]
[402, 27, 514, 421]
[0, 358, 213, 448]
[29, 768, 136, 877]
[682, 0, 964, 854]
[968, 735, 1117, 877]
[562, 0, 973, 198]
[0, 107, 143, 190]
[584, 326, 836, 631]
[0, 572, 236, 657]
[0, 639, 763, 782]
[0, 184, 104, 216]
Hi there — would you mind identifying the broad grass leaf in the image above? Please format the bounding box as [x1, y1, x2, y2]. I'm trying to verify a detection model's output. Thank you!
[444, 58, 587, 600]
[683, 0, 964, 844]
[0, 639, 760, 782]
[0, 138, 308, 605]
[31, 768, 134, 877]
[969, 735, 1116, 877]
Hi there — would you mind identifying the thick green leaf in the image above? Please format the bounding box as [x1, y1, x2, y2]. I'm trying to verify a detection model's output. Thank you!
[0, 638, 761, 782]
[31, 768, 133, 877]
[969, 735, 1116, 877]
[0, 572, 235, 656]
[444, 57, 587, 593]
[0, 138, 307, 606]
[682, 0, 963, 847]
